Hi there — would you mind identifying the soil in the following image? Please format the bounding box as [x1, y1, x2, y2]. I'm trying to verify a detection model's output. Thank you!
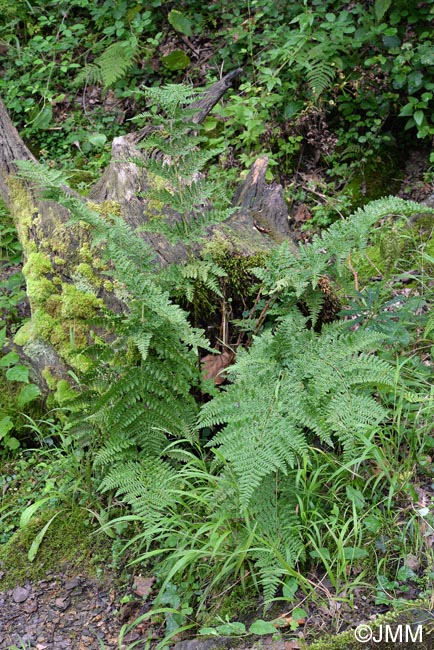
[0, 570, 121, 649]
[0, 565, 301, 649]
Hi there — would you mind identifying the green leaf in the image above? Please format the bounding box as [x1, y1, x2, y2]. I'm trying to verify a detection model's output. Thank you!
[397, 565, 416, 582]
[87, 132, 107, 148]
[248, 620, 278, 635]
[32, 104, 53, 130]
[282, 577, 298, 600]
[0, 351, 20, 367]
[203, 118, 218, 131]
[413, 110, 425, 127]
[161, 51, 190, 71]
[28, 511, 62, 562]
[168, 10, 193, 37]
[6, 365, 29, 383]
[0, 326, 6, 350]
[20, 497, 53, 528]
[310, 547, 331, 561]
[346, 485, 366, 509]
[215, 622, 246, 635]
[343, 547, 369, 560]
[0, 416, 14, 439]
[375, 0, 392, 22]
[17, 383, 41, 408]
[5, 436, 20, 450]
[364, 513, 382, 533]
[292, 607, 308, 621]
[198, 627, 219, 636]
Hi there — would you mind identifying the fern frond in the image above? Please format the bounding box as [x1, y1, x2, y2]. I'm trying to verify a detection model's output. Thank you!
[305, 59, 337, 98]
[200, 313, 393, 508]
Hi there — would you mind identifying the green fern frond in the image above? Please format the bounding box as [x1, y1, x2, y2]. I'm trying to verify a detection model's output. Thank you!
[74, 39, 137, 88]
[200, 313, 394, 509]
[305, 59, 337, 98]
[74, 63, 102, 87]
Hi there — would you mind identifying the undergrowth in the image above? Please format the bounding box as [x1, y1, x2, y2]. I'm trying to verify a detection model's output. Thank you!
[1, 79, 434, 647]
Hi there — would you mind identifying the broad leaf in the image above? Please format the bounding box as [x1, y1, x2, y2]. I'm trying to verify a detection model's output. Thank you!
[6, 365, 29, 383]
[17, 383, 41, 408]
[249, 620, 278, 635]
[374, 0, 391, 22]
[168, 10, 193, 36]
[161, 51, 190, 71]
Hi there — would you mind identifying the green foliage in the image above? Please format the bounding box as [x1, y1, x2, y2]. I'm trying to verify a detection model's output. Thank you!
[75, 38, 138, 89]
[253, 196, 434, 326]
[199, 314, 394, 508]
[5, 3, 434, 637]
[132, 85, 235, 244]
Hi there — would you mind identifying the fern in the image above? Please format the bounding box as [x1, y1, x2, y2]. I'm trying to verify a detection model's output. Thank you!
[248, 474, 306, 605]
[253, 196, 434, 325]
[303, 49, 337, 98]
[132, 85, 235, 245]
[74, 38, 137, 88]
[199, 312, 394, 509]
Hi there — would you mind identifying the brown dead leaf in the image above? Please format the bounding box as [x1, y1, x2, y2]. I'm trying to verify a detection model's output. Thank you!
[404, 554, 421, 571]
[274, 615, 306, 628]
[293, 204, 312, 223]
[132, 575, 155, 599]
[201, 350, 234, 385]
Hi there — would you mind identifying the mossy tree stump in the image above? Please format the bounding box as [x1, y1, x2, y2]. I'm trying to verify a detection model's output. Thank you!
[0, 71, 297, 392]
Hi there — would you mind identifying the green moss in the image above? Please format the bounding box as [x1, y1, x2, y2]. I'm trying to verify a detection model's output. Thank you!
[60, 284, 104, 319]
[26, 277, 56, 307]
[6, 177, 36, 249]
[0, 507, 113, 590]
[13, 321, 32, 347]
[53, 379, 76, 403]
[75, 262, 96, 282]
[32, 310, 62, 342]
[77, 242, 94, 264]
[41, 367, 58, 391]
[22, 251, 53, 277]
[88, 199, 122, 218]
[308, 601, 432, 650]
[45, 293, 62, 317]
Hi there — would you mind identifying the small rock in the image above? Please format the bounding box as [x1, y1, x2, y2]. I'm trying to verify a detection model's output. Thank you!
[54, 596, 71, 611]
[65, 576, 82, 590]
[12, 586, 30, 603]
[23, 597, 38, 614]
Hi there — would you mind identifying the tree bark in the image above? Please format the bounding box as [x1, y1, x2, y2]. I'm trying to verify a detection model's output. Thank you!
[0, 71, 296, 391]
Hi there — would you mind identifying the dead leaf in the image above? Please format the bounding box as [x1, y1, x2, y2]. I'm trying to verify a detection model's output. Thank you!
[274, 615, 306, 628]
[132, 575, 155, 599]
[293, 204, 312, 223]
[201, 351, 234, 385]
[404, 555, 421, 571]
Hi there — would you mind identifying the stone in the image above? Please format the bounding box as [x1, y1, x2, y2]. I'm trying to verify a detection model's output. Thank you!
[12, 585, 30, 603]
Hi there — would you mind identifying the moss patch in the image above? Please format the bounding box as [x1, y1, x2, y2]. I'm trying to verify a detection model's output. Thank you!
[60, 284, 104, 319]
[0, 506, 113, 590]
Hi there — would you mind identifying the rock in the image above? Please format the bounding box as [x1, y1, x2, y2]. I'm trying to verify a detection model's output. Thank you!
[23, 597, 38, 613]
[12, 585, 30, 603]
[54, 596, 71, 611]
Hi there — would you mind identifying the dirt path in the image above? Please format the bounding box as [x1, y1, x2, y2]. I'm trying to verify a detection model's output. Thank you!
[0, 571, 124, 649]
